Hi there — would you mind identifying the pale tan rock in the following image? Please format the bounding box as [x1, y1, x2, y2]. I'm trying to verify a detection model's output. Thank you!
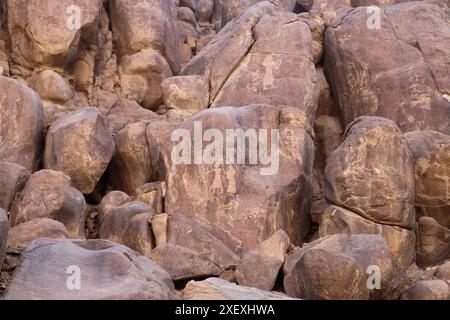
[44, 107, 115, 194]
[136, 182, 165, 214]
[30, 70, 74, 104]
[152, 213, 169, 247]
[436, 261, 450, 280]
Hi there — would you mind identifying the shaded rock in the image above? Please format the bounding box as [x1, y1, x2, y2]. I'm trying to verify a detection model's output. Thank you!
[236, 230, 290, 291]
[324, 2, 450, 134]
[0, 208, 7, 267]
[0, 76, 44, 172]
[110, 0, 180, 73]
[3, 238, 177, 299]
[183, 277, 294, 300]
[0, 162, 29, 211]
[110, 122, 153, 195]
[99, 201, 155, 256]
[406, 130, 450, 207]
[44, 107, 115, 194]
[319, 205, 415, 269]
[30, 70, 74, 104]
[402, 279, 449, 300]
[161, 75, 209, 113]
[163, 105, 314, 253]
[167, 214, 241, 269]
[135, 182, 165, 215]
[7, 218, 72, 251]
[283, 234, 396, 299]
[325, 117, 415, 228]
[10, 170, 86, 237]
[149, 244, 222, 281]
[118, 50, 173, 110]
[97, 190, 131, 226]
[416, 217, 450, 267]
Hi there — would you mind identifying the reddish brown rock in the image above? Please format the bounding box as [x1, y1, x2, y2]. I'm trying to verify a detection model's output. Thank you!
[161, 76, 209, 113]
[324, 2, 450, 134]
[416, 217, 450, 267]
[7, 218, 72, 251]
[44, 107, 115, 194]
[0, 208, 7, 267]
[10, 170, 87, 237]
[3, 238, 178, 299]
[325, 117, 415, 228]
[401, 279, 450, 300]
[0, 76, 44, 172]
[0, 162, 29, 211]
[97, 190, 131, 226]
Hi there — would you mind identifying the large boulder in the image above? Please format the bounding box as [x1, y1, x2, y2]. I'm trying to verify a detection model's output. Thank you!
[401, 279, 450, 300]
[7, 218, 72, 251]
[3, 238, 178, 299]
[0, 208, 8, 267]
[0, 76, 44, 172]
[110, 0, 181, 74]
[406, 131, 450, 227]
[236, 230, 290, 291]
[0, 162, 29, 211]
[10, 170, 87, 237]
[416, 217, 450, 267]
[44, 107, 115, 194]
[6, 0, 102, 70]
[183, 277, 294, 300]
[325, 117, 415, 228]
[283, 234, 397, 299]
[319, 205, 415, 269]
[163, 105, 314, 253]
[324, 2, 450, 134]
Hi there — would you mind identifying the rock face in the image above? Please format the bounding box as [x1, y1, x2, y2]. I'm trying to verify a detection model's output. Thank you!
[161, 76, 209, 113]
[10, 170, 86, 237]
[183, 277, 294, 300]
[283, 234, 396, 300]
[406, 131, 450, 227]
[325, 117, 415, 228]
[163, 105, 314, 253]
[416, 217, 450, 267]
[324, 2, 450, 134]
[6, 0, 102, 70]
[236, 230, 290, 291]
[0, 208, 8, 267]
[402, 280, 450, 300]
[110, 0, 181, 74]
[0, 162, 29, 211]
[0, 77, 44, 172]
[44, 107, 115, 194]
[7, 218, 72, 251]
[3, 238, 178, 300]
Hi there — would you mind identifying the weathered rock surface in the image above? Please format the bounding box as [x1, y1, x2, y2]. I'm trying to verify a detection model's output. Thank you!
[149, 244, 222, 281]
[0, 76, 44, 172]
[6, 0, 102, 70]
[99, 201, 155, 256]
[183, 277, 294, 300]
[163, 105, 314, 253]
[110, 0, 181, 74]
[402, 279, 450, 300]
[236, 230, 290, 291]
[44, 107, 115, 194]
[7, 218, 72, 251]
[3, 238, 178, 299]
[283, 234, 396, 299]
[10, 170, 86, 237]
[161, 75, 209, 113]
[324, 2, 450, 134]
[0, 208, 8, 267]
[0, 162, 29, 211]
[97, 190, 131, 225]
[416, 217, 450, 267]
[325, 117, 415, 228]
